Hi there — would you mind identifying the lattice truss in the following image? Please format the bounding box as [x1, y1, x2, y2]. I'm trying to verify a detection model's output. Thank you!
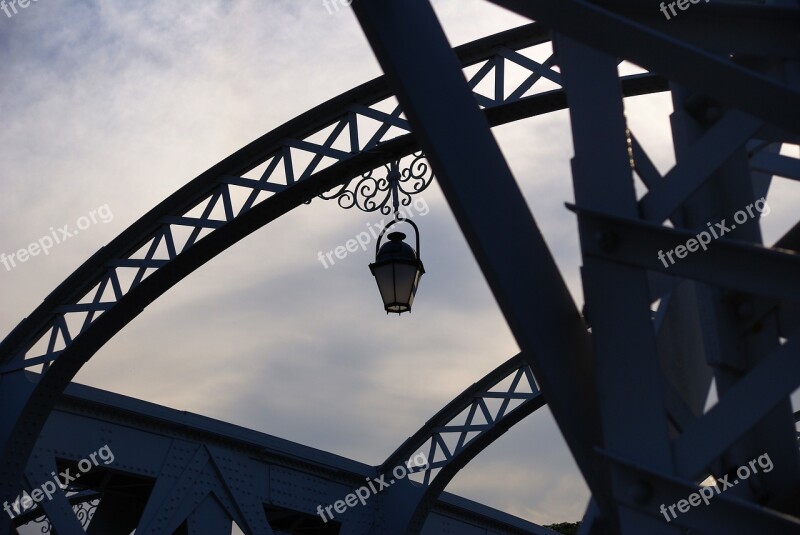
[0, 35, 614, 375]
[6, 39, 796, 380]
[388, 356, 541, 487]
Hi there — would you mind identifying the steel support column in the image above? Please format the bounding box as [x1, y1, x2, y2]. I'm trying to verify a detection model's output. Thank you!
[556, 33, 678, 534]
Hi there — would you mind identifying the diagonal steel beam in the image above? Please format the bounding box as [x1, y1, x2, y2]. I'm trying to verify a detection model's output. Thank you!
[486, 0, 800, 134]
[672, 328, 800, 479]
[352, 0, 608, 506]
[639, 110, 763, 224]
[557, 33, 676, 534]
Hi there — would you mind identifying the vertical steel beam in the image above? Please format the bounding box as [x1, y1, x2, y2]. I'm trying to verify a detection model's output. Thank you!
[351, 0, 609, 520]
[556, 34, 678, 534]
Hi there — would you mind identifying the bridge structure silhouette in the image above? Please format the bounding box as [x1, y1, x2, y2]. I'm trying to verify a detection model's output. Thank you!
[2, 1, 800, 533]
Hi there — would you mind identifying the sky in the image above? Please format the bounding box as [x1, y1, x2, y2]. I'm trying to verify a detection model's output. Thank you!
[2, 0, 798, 532]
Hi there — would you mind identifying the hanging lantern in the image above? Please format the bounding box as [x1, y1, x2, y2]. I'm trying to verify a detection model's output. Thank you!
[369, 219, 425, 314]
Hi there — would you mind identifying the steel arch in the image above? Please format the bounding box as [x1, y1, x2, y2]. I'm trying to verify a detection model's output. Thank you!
[378, 352, 546, 533]
[0, 22, 669, 533]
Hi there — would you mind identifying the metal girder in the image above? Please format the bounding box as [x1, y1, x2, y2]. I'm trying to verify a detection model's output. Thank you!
[487, 0, 800, 134]
[540, 1, 800, 531]
[575, 208, 800, 473]
[639, 110, 764, 224]
[668, 79, 800, 517]
[352, 0, 608, 520]
[572, 206, 800, 303]
[557, 34, 677, 534]
[603, 449, 800, 534]
[447, 1, 800, 532]
[0, 29, 664, 382]
[588, 0, 800, 59]
[0, 22, 561, 378]
[378, 354, 546, 534]
[13, 379, 552, 535]
[672, 332, 800, 479]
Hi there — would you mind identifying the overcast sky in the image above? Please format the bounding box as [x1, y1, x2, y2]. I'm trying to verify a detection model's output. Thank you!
[2, 0, 798, 531]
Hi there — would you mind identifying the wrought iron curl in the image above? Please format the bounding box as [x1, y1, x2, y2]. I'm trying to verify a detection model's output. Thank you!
[355, 166, 393, 213]
[74, 499, 97, 526]
[319, 152, 434, 214]
[400, 152, 433, 194]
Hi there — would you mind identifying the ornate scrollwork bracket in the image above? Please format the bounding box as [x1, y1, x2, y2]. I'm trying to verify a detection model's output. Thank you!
[319, 151, 434, 216]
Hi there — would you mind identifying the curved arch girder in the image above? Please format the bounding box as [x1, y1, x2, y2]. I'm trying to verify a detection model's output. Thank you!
[378, 353, 546, 534]
[0, 21, 553, 374]
[0, 22, 667, 522]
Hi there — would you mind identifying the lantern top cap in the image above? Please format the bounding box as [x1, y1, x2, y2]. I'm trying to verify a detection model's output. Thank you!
[387, 231, 406, 242]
